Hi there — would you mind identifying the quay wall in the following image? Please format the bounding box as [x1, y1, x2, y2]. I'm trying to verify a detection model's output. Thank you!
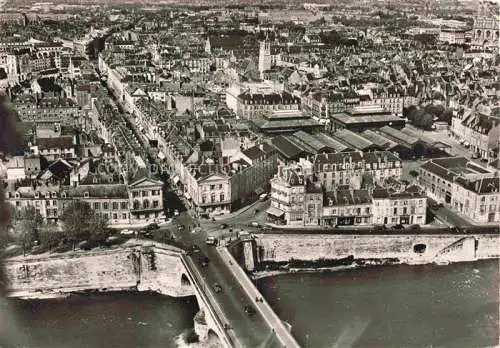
[253, 233, 500, 264]
[3, 242, 195, 299]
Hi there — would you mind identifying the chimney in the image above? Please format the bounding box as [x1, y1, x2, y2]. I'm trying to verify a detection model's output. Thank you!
[475, 180, 480, 192]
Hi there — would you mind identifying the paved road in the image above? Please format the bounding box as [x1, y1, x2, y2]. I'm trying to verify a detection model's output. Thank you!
[161, 212, 281, 348]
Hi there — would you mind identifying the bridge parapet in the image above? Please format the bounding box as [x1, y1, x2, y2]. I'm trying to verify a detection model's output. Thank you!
[180, 255, 240, 348]
[218, 247, 301, 348]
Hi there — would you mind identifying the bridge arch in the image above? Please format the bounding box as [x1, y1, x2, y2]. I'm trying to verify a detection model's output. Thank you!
[207, 328, 219, 340]
[181, 273, 191, 287]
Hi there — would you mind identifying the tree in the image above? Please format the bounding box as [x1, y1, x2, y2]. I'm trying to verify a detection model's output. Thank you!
[14, 206, 43, 254]
[320, 30, 344, 46]
[409, 170, 420, 179]
[403, 105, 418, 120]
[61, 201, 108, 250]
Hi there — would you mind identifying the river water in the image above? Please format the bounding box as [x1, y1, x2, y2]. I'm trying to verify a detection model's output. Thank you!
[1, 260, 497, 348]
[1, 292, 199, 348]
[257, 259, 499, 348]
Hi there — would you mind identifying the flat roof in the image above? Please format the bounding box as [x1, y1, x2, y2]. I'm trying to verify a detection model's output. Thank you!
[332, 113, 403, 124]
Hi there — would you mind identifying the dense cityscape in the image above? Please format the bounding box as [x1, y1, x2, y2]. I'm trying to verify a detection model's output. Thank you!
[0, 0, 499, 347]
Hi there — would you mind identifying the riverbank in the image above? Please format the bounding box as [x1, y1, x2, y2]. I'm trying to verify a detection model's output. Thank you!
[251, 258, 399, 280]
[249, 256, 500, 280]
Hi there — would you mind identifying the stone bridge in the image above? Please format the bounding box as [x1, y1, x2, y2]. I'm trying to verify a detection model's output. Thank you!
[3, 241, 298, 348]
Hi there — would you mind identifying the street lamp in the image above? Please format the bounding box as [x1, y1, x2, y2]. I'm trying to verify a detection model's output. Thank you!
[305, 334, 309, 348]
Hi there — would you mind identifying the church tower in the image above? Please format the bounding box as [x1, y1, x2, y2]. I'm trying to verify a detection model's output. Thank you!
[472, 1, 500, 51]
[258, 38, 271, 79]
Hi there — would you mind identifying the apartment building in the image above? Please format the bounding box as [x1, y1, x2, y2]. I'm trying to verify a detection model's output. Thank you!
[226, 82, 300, 119]
[313, 151, 402, 191]
[128, 177, 165, 221]
[451, 110, 500, 160]
[372, 185, 427, 226]
[268, 158, 319, 226]
[322, 188, 372, 227]
[419, 157, 500, 223]
[268, 158, 425, 227]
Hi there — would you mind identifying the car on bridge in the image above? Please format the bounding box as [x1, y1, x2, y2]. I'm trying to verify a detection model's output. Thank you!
[244, 305, 256, 316]
[205, 236, 217, 246]
[214, 283, 222, 293]
[200, 256, 209, 268]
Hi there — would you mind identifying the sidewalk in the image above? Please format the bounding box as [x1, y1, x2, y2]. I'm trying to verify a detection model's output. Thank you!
[217, 247, 300, 348]
[212, 199, 262, 222]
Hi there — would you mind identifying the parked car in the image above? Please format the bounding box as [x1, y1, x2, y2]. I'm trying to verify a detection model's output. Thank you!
[392, 224, 405, 230]
[259, 193, 268, 201]
[249, 221, 260, 227]
[409, 224, 421, 231]
[214, 283, 222, 293]
[78, 240, 92, 251]
[174, 209, 180, 216]
[146, 223, 159, 231]
[471, 152, 481, 159]
[105, 236, 122, 246]
[373, 224, 386, 232]
[244, 305, 256, 315]
[120, 229, 134, 236]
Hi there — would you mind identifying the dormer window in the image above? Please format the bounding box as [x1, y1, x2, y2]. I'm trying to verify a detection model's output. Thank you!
[61, 192, 66, 198]
[84, 192, 89, 198]
[45, 192, 50, 199]
[14, 192, 20, 199]
[35, 192, 40, 199]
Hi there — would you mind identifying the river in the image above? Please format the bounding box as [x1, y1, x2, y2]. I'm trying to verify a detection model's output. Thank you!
[257, 259, 499, 348]
[1, 260, 497, 348]
[1, 292, 199, 348]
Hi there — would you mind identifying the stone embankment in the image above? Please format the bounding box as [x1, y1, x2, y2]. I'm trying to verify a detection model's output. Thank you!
[249, 233, 499, 267]
[3, 241, 194, 299]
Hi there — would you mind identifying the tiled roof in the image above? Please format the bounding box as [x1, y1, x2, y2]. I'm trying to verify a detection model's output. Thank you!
[36, 136, 74, 150]
[61, 184, 128, 199]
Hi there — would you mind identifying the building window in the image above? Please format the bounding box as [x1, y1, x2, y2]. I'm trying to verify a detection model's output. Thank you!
[113, 213, 118, 220]
[393, 207, 397, 214]
[132, 191, 139, 198]
[142, 190, 148, 197]
[153, 200, 159, 208]
[94, 202, 100, 210]
[122, 213, 127, 219]
[121, 202, 128, 210]
[202, 195, 206, 204]
[220, 193, 224, 202]
[84, 192, 89, 198]
[210, 185, 215, 190]
[112, 202, 119, 210]
[143, 200, 150, 209]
